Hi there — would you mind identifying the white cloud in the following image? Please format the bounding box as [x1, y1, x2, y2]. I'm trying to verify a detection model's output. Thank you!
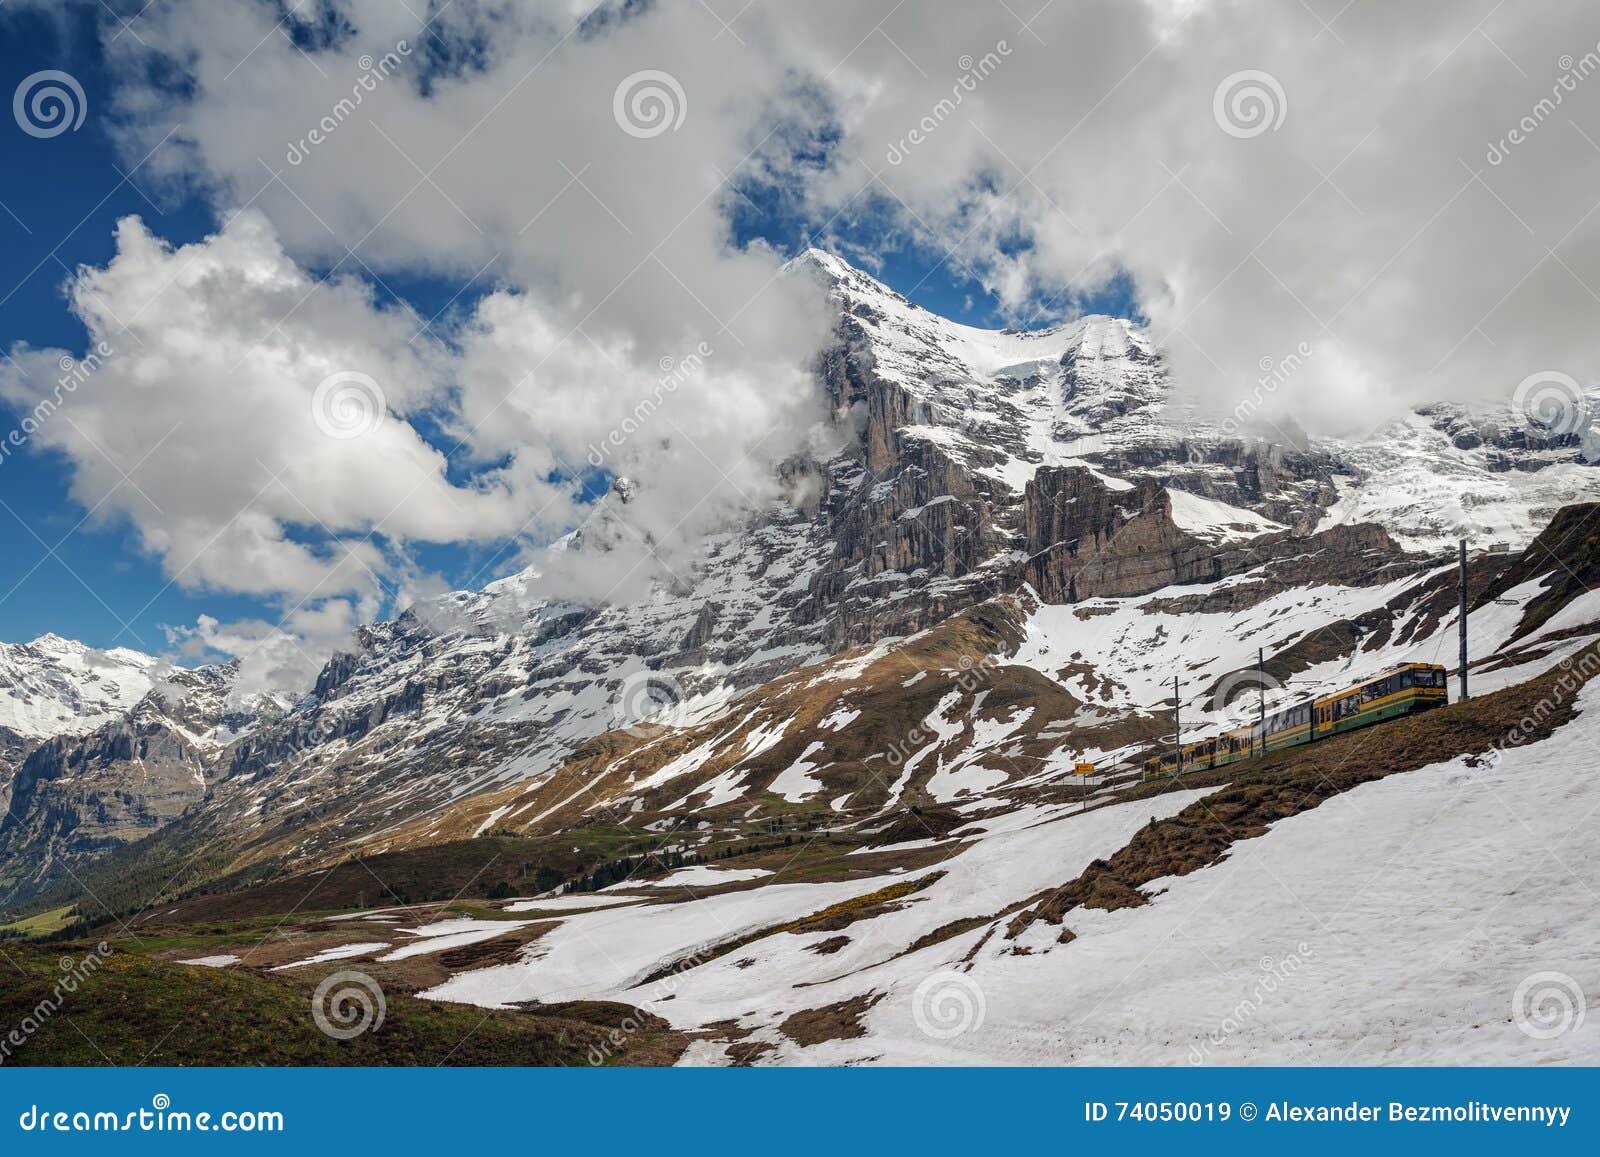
[751, 0, 1600, 431]
[13, 0, 1600, 687]
[0, 210, 536, 602]
[98, 0, 1600, 443]
[72, 0, 833, 607]
[167, 600, 372, 704]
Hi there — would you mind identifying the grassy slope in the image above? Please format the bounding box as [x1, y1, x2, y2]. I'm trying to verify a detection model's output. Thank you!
[19, 829, 671, 938]
[0, 943, 684, 1067]
[0, 905, 75, 938]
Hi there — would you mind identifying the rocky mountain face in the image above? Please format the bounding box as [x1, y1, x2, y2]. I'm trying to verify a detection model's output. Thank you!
[3, 250, 1597, 909]
[0, 664, 283, 899]
[386, 500, 1599, 850]
[0, 634, 167, 827]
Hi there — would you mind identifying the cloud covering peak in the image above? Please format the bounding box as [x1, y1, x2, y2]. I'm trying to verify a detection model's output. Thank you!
[7, 0, 1599, 689]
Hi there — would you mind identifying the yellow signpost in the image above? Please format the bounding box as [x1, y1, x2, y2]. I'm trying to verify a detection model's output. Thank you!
[1074, 762, 1094, 809]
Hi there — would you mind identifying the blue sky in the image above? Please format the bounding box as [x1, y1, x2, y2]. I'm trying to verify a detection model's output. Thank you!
[0, 3, 1136, 656]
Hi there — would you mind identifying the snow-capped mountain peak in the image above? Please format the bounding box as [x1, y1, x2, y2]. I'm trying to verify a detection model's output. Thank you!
[0, 634, 164, 741]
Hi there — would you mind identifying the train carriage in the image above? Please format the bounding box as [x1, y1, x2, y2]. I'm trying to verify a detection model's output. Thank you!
[1313, 662, 1450, 737]
[1142, 662, 1449, 781]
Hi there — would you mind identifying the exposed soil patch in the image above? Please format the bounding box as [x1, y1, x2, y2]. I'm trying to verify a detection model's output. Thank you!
[120, 834, 652, 929]
[301, 921, 557, 997]
[869, 807, 970, 846]
[903, 914, 996, 956]
[725, 1040, 778, 1066]
[794, 873, 945, 934]
[0, 944, 686, 1066]
[439, 925, 552, 970]
[1477, 624, 1600, 674]
[779, 992, 885, 1047]
[806, 935, 851, 955]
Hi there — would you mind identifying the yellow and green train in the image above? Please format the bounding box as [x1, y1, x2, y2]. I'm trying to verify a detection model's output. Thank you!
[1142, 662, 1450, 780]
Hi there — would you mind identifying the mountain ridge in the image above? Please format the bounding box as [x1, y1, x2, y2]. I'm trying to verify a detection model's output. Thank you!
[2, 249, 1597, 912]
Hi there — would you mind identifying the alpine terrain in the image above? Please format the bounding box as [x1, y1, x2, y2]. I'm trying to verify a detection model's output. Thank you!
[4, 252, 1599, 1067]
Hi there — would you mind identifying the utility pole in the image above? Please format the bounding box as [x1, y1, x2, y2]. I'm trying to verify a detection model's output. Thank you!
[1257, 647, 1267, 758]
[1172, 676, 1182, 777]
[1458, 538, 1469, 702]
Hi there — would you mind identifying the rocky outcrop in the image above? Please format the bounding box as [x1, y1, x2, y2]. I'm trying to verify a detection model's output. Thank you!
[1475, 502, 1600, 641]
[1019, 468, 1353, 603]
[1417, 402, 1591, 462]
[0, 664, 278, 900]
[0, 726, 34, 820]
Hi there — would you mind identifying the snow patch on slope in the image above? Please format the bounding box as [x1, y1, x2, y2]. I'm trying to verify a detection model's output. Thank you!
[1166, 488, 1285, 544]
